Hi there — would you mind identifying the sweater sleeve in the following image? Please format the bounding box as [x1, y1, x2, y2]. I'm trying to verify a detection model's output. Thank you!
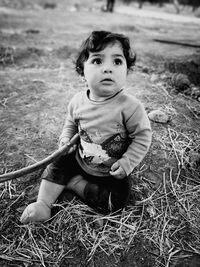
[117, 100, 152, 176]
[59, 99, 78, 143]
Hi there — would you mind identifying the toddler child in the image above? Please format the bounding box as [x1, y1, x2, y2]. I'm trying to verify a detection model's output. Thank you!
[20, 30, 152, 223]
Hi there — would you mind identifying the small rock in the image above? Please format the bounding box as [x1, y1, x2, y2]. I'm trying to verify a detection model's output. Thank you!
[171, 73, 190, 92]
[142, 67, 149, 73]
[148, 110, 171, 123]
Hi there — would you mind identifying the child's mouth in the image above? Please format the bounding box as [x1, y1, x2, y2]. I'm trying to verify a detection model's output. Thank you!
[101, 78, 114, 83]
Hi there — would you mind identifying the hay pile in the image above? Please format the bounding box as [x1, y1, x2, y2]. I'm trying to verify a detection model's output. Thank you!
[0, 129, 200, 267]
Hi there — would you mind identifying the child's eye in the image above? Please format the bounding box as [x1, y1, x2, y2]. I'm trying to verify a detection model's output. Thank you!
[91, 58, 102, 65]
[114, 58, 123, 65]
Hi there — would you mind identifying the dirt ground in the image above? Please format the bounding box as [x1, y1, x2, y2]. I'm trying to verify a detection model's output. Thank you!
[0, 0, 200, 266]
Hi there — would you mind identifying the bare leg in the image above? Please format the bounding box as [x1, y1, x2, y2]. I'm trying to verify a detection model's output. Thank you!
[66, 175, 87, 199]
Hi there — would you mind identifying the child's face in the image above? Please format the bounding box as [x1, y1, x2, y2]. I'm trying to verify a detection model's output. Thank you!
[83, 42, 127, 101]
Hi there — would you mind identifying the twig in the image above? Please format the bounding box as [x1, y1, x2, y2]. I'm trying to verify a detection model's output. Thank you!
[0, 133, 79, 182]
[153, 38, 200, 48]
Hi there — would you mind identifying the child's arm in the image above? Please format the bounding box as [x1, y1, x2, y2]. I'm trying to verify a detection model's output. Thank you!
[59, 99, 78, 149]
[59, 117, 78, 153]
[117, 101, 152, 176]
[59, 117, 78, 145]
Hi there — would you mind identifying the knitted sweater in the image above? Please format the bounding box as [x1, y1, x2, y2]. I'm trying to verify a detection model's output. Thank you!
[59, 89, 152, 177]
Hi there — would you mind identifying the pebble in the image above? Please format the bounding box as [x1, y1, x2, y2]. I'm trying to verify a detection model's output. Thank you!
[171, 73, 190, 91]
[148, 109, 171, 123]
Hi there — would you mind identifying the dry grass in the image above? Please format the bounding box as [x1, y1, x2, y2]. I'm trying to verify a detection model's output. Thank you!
[0, 0, 200, 266]
[0, 127, 200, 266]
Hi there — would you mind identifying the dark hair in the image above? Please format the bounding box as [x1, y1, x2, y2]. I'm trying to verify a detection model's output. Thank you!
[75, 30, 136, 76]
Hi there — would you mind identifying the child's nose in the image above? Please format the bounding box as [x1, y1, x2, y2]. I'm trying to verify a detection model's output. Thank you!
[102, 67, 112, 74]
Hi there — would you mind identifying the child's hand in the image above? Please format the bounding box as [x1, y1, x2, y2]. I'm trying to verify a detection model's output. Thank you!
[20, 200, 51, 223]
[59, 137, 77, 154]
[110, 161, 126, 179]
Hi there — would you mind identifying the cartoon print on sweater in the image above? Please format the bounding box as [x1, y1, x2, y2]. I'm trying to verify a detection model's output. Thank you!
[101, 133, 131, 157]
[79, 129, 130, 167]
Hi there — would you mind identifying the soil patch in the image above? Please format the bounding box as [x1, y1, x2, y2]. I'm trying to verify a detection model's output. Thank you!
[0, 1, 200, 266]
